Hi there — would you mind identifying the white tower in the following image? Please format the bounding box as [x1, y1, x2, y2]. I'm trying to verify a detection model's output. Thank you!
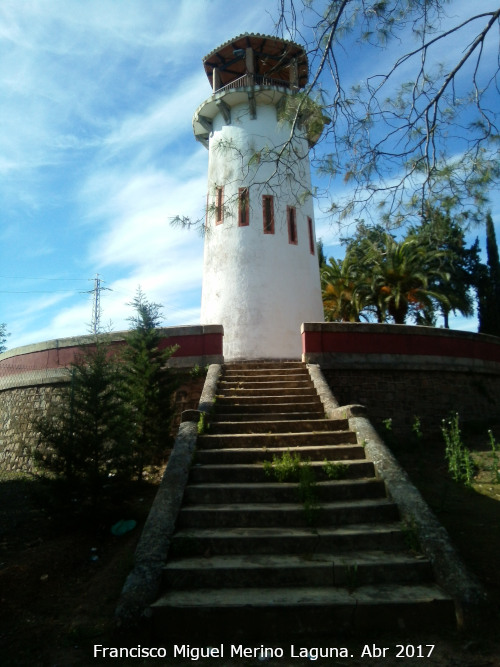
[193, 34, 325, 360]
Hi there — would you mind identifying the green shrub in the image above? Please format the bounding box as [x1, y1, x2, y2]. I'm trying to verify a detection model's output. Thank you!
[488, 430, 500, 483]
[442, 413, 476, 487]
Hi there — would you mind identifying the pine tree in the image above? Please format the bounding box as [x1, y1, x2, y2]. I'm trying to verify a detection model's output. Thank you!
[121, 288, 179, 481]
[35, 340, 132, 505]
[408, 207, 478, 328]
[0, 323, 8, 353]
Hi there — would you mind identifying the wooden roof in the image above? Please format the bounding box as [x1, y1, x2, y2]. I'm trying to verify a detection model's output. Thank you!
[203, 33, 308, 89]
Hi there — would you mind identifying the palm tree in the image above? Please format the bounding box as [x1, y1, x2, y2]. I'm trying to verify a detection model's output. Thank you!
[322, 224, 456, 326]
[369, 235, 451, 324]
[321, 255, 366, 322]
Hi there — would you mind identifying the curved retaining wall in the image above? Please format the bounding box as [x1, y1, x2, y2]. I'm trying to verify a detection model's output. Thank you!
[0, 325, 223, 383]
[3, 322, 500, 471]
[302, 323, 500, 436]
[0, 326, 223, 472]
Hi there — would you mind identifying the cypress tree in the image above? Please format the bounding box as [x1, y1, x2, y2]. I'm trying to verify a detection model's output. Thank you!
[478, 212, 500, 336]
[317, 238, 327, 269]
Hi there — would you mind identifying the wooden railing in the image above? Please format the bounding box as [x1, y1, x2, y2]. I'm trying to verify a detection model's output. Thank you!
[216, 74, 291, 93]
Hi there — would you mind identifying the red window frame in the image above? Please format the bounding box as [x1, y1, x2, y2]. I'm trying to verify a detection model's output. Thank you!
[262, 195, 274, 234]
[238, 187, 249, 227]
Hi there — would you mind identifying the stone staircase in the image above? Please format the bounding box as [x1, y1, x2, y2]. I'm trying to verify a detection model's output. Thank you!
[151, 361, 455, 639]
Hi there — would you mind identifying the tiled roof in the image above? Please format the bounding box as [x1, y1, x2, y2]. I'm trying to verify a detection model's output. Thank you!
[202, 33, 308, 89]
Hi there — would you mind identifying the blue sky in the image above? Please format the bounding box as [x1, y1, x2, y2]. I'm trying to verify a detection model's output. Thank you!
[1, 0, 498, 351]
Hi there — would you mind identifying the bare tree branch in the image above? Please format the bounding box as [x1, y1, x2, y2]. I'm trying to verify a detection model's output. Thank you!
[275, 1, 500, 227]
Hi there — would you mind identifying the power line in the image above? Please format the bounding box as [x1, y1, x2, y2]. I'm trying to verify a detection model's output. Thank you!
[0, 289, 85, 294]
[0, 276, 89, 281]
[0, 276, 107, 296]
[0, 275, 91, 294]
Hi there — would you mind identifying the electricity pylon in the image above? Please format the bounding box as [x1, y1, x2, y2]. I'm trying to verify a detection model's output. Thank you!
[88, 274, 111, 334]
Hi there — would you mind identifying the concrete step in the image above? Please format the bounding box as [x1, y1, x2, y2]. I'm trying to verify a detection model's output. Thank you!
[177, 498, 399, 528]
[222, 372, 311, 382]
[224, 361, 306, 371]
[197, 430, 358, 449]
[169, 523, 408, 557]
[216, 394, 322, 405]
[183, 479, 387, 504]
[151, 584, 455, 636]
[214, 402, 324, 416]
[219, 379, 313, 390]
[150, 360, 458, 639]
[189, 459, 376, 483]
[218, 387, 318, 398]
[208, 419, 349, 434]
[163, 551, 434, 589]
[213, 411, 324, 422]
[195, 444, 366, 464]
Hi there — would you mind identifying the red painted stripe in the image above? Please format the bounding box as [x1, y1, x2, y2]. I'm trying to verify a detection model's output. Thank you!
[303, 330, 500, 363]
[160, 333, 223, 356]
[0, 332, 223, 376]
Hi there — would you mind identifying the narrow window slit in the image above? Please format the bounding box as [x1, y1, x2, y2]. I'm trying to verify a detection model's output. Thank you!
[263, 195, 274, 234]
[239, 187, 249, 226]
[287, 206, 298, 245]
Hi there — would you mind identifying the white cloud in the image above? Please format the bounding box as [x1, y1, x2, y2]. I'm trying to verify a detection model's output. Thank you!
[100, 74, 207, 160]
[81, 144, 208, 269]
[0, 0, 282, 350]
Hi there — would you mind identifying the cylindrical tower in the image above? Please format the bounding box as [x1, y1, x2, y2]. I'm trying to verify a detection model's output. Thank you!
[194, 33, 325, 360]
